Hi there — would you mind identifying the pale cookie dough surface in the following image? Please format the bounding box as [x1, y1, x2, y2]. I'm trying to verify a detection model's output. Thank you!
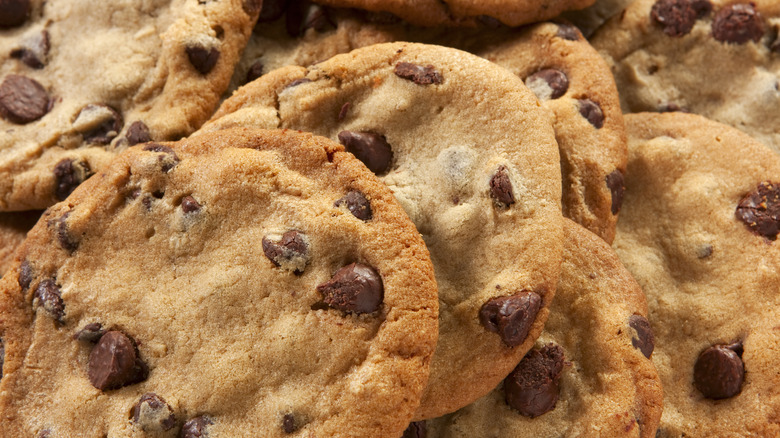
[0, 128, 439, 437]
[0, 0, 259, 211]
[0, 210, 40, 276]
[592, 0, 780, 153]
[203, 42, 564, 419]
[614, 113, 780, 437]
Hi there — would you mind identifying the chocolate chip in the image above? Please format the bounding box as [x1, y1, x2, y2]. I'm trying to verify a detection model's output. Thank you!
[186, 44, 220, 74]
[18, 259, 32, 290]
[337, 131, 393, 174]
[525, 69, 569, 100]
[10, 30, 50, 68]
[477, 15, 504, 28]
[143, 143, 180, 172]
[88, 331, 148, 391]
[659, 102, 689, 113]
[338, 102, 350, 121]
[629, 314, 654, 358]
[73, 322, 105, 343]
[263, 230, 309, 274]
[53, 158, 91, 201]
[126, 121, 152, 145]
[285, 78, 312, 89]
[578, 99, 604, 129]
[403, 421, 427, 438]
[286, 1, 334, 37]
[693, 342, 744, 399]
[181, 195, 201, 214]
[257, 0, 287, 22]
[358, 9, 402, 24]
[479, 291, 542, 347]
[0, 0, 31, 27]
[37, 429, 51, 438]
[73, 104, 123, 145]
[394, 62, 443, 85]
[334, 190, 372, 221]
[606, 169, 625, 215]
[504, 344, 565, 417]
[132, 393, 176, 432]
[0, 338, 4, 379]
[316, 263, 383, 314]
[0, 75, 49, 124]
[712, 3, 764, 44]
[651, 0, 698, 37]
[181, 416, 213, 438]
[556, 24, 581, 40]
[736, 181, 780, 240]
[242, 0, 262, 14]
[33, 279, 64, 323]
[245, 60, 264, 83]
[490, 166, 515, 206]
[52, 210, 78, 253]
[692, 0, 713, 17]
[282, 413, 298, 433]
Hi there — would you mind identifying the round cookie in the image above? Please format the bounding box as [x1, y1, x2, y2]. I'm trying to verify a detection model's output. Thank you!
[0, 127, 439, 437]
[0, 210, 40, 276]
[0, 0, 260, 211]
[613, 112, 780, 436]
[419, 219, 663, 438]
[591, 0, 780, 153]
[202, 42, 565, 419]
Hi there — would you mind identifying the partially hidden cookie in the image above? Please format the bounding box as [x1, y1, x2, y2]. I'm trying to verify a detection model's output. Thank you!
[0, 127, 439, 437]
[613, 112, 780, 436]
[0, 210, 40, 276]
[592, 0, 780, 153]
[202, 42, 564, 419]
[0, 0, 260, 211]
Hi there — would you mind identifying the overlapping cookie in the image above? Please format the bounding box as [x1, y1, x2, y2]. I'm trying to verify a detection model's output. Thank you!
[592, 0, 780, 153]
[202, 42, 565, 419]
[0, 127, 439, 437]
[0, 0, 260, 210]
[613, 112, 780, 436]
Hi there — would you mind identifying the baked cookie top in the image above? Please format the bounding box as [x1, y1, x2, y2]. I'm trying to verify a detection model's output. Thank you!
[592, 0, 780, 153]
[0, 127, 439, 437]
[422, 219, 663, 438]
[202, 42, 564, 419]
[614, 112, 780, 436]
[0, 0, 259, 211]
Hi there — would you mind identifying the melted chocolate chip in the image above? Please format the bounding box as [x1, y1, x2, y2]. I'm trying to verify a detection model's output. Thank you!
[181, 416, 213, 438]
[403, 421, 427, 438]
[54, 158, 91, 201]
[245, 60, 264, 83]
[479, 291, 542, 347]
[525, 69, 569, 100]
[606, 169, 625, 215]
[143, 143, 180, 172]
[736, 181, 780, 240]
[338, 102, 350, 121]
[490, 166, 515, 206]
[712, 3, 764, 44]
[578, 99, 605, 129]
[257, 0, 287, 22]
[18, 259, 32, 290]
[37, 429, 51, 438]
[334, 190, 372, 221]
[0, 338, 4, 379]
[132, 393, 176, 432]
[316, 263, 383, 314]
[337, 131, 393, 174]
[693, 343, 744, 399]
[10, 30, 50, 68]
[282, 413, 298, 433]
[286, 1, 334, 37]
[74, 104, 123, 145]
[651, 0, 698, 37]
[556, 24, 581, 40]
[52, 210, 78, 252]
[504, 344, 565, 417]
[88, 331, 148, 391]
[33, 279, 64, 323]
[262, 231, 309, 273]
[0, 75, 49, 124]
[394, 62, 443, 85]
[181, 196, 201, 214]
[186, 44, 220, 74]
[692, 0, 713, 17]
[73, 322, 105, 343]
[0, 0, 31, 27]
[126, 121, 152, 145]
[629, 314, 655, 358]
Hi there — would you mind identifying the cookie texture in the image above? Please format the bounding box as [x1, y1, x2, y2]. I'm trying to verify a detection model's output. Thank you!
[613, 112, 780, 436]
[0, 127, 439, 437]
[0, 210, 40, 276]
[203, 42, 564, 419]
[424, 219, 663, 437]
[592, 0, 780, 153]
[0, 0, 259, 211]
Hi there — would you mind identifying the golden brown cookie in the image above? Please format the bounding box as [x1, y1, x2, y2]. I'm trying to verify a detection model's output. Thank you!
[0, 210, 40, 276]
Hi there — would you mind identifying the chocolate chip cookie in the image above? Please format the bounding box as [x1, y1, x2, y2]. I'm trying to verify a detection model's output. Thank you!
[0, 0, 260, 210]
[592, 0, 780, 153]
[202, 42, 565, 419]
[613, 112, 780, 436]
[0, 210, 40, 276]
[0, 127, 439, 437]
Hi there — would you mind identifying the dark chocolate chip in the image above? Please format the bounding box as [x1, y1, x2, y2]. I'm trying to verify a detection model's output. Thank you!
[181, 195, 201, 214]
[33, 279, 64, 323]
[316, 263, 384, 314]
[181, 416, 213, 438]
[337, 131, 393, 174]
[334, 190, 372, 221]
[73, 322, 105, 343]
[74, 104, 123, 145]
[37, 429, 51, 438]
[659, 102, 689, 113]
[477, 15, 504, 28]
[629, 314, 655, 358]
[88, 331, 148, 391]
[0, 0, 31, 27]
[282, 413, 298, 433]
[10, 30, 50, 68]
[126, 121, 152, 145]
[262, 230, 309, 273]
[693, 343, 744, 399]
[394, 62, 443, 85]
[0, 74, 50, 124]
[338, 102, 350, 121]
[403, 421, 427, 438]
[257, 0, 287, 22]
[556, 23, 581, 40]
[245, 60, 264, 83]
[358, 9, 401, 24]
[651, 0, 698, 37]
[578, 99, 604, 129]
[242, 0, 262, 15]
[54, 158, 92, 201]
[479, 291, 542, 347]
[605, 169, 625, 215]
[490, 166, 515, 206]
[736, 181, 780, 240]
[286, 78, 312, 88]
[186, 44, 220, 74]
[18, 259, 32, 290]
[525, 69, 569, 100]
[712, 3, 764, 44]
[0, 338, 4, 379]
[285, 1, 334, 37]
[504, 344, 565, 417]
[692, 0, 713, 17]
[132, 393, 176, 432]
[143, 143, 180, 172]
[52, 210, 78, 253]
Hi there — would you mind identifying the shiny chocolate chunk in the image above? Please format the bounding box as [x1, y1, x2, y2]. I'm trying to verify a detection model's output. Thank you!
[556, 24, 581, 40]
[0, 0, 31, 27]
[186, 44, 220, 74]
[73, 104, 123, 145]
[394, 62, 443, 85]
[578, 99, 604, 129]
[257, 0, 287, 22]
[712, 3, 764, 44]
[403, 421, 427, 438]
[10, 30, 50, 68]
[0, 74, 49, 124]
[263, 230, 309, 274]
[52, 210, 78, 252]
[504, 344, 565, 417]
[693, 342, 744, 399]
[181, 195, 201, 214]
[143, 143, 180, 172]
[126, 121, 152, 145]
[651, 0, 698, 36]
[282, 413, 298, 433]
[334, 190, 372, 221]
[525, 69, 569, 100]
[73, 322, 105, 343]
[18, 259, 33, 290]
[490, 166, 515, 206]
[245, 60, 264, 83]
[316, 263, 383, 314]
[606, 169, 625, 215]
[286, 1, 333, 37]
[736, 181, 780, 240]
[479, 291, 542, 347]
[54, 158, 91, 201]
[34, 279, 64, 323]
[132, 393, 176, 432]
[338, 131, 393, 174]
[181, 416, 213, 438]
[629, 314, 655, 358]
[88, 331, 148, 391]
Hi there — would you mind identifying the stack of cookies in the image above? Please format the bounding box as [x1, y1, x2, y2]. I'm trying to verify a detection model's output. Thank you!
[0, 0, 777, 437]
